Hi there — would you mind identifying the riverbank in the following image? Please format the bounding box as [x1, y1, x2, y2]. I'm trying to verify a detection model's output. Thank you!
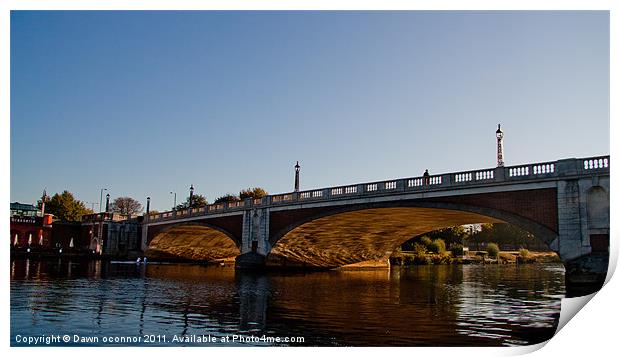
[389, 250, 561, 266]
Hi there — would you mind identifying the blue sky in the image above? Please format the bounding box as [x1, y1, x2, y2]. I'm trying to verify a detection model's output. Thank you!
[10, 11, 609, 212]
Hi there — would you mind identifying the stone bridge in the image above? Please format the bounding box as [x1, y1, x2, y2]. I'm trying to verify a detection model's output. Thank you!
[142, 156, 609, 295]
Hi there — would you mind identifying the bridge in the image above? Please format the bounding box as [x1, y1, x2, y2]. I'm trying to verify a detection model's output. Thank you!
[142, 155, 610, 296]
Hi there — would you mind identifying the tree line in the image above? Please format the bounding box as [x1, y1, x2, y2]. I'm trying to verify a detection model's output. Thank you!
[402, 223, 551, 252]
[34, 187, 270, 222]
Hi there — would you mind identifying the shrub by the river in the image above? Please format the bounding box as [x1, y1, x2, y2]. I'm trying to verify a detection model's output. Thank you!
[431, 253, 452, 264]
[413, 242, 427, 256]
[413, 255, 432, 265]
[420, 236, 432, 249]
[486, 243, 500, 258]
[450, 244, 464, 256]
[517, 248, 536, 264]
[428, 239, 446, 254]
[403, 255, 416, 265]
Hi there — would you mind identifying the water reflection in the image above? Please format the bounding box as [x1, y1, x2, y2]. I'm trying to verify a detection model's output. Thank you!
[10, 259, 563, 346]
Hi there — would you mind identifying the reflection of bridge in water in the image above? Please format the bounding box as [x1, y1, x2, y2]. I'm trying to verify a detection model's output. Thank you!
[11, 260, 565, 346]
[143, 156, 609, 295]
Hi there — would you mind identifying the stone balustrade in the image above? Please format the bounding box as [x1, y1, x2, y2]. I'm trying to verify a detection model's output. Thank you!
[146, 155, 609, 222]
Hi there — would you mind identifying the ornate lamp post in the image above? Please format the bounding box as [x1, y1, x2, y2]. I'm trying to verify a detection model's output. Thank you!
[294, 161, 300, 192]
[170, 191, 177, 210]
[99, 188, 107, 214]
[496, 124, 505, 167]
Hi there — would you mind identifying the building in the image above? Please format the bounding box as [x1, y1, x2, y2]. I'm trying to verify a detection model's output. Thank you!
[10, 202, 54, 249]
[11, 200, 144, 258]
[81, 212, 142, 257]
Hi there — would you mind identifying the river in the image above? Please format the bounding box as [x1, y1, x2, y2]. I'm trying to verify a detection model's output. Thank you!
[10, 259, 564, 346]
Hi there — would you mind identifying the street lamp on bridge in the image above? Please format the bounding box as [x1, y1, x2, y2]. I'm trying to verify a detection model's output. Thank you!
[496, 124, 505, 167]
[170, 191, 177, 210]
[99, 188, 107, 213]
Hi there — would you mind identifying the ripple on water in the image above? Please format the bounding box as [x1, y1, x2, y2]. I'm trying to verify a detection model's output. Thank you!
[11, 260, 564, 346]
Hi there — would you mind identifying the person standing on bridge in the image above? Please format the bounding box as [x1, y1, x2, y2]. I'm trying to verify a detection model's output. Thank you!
[423, 169, 430, 185]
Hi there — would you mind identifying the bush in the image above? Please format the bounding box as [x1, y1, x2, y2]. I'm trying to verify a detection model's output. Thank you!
[428, 239, 446, 254]
[413, 255, 431, 265]
[420, 236, 432, 248]
[413, 242, 427, 256]
[517, 248, 536, 264]
[403, 255, 416, 265]
[451, 244, 464, 256]
[486, 243, 500, 258]
[431, 253, 452, 264]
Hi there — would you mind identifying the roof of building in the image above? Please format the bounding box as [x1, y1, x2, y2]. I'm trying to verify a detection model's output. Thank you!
[10, 202, 39, 212]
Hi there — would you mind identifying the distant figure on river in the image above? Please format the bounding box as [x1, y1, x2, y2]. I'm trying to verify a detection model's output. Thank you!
[136, 257, 142, 264]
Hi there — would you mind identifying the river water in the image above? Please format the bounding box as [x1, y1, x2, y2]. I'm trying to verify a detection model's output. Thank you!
[10, 259, 564, 347]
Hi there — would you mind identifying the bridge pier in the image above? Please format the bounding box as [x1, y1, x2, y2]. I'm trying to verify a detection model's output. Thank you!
[236, 207, 271, 269]
[555, 172, 609, 297]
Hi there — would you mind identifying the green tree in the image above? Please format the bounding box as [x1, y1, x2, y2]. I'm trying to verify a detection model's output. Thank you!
[214, 194, 240, 204]
[428, 239, 446, 254]
[239, 187, 268, 200]
[175, 194, 208, 210]
[486, 243, 500, 258]
[111, 196, 143, 215]
[425, 226, 467, 246]
[38, 190, 93, 221]
[470, 223, 542, 251]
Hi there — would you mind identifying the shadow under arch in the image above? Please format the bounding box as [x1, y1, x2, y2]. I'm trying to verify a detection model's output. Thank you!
[146, 222, 241, 262]
[267, 201, 559, 268]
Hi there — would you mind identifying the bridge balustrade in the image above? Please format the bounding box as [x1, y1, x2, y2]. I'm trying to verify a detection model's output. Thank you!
[384, 181, 397, 190]
[145, 155, 609, 223]
[300, 190, 324, 200]
[583, 157, 609, 170]
[227, 201, 245, 209]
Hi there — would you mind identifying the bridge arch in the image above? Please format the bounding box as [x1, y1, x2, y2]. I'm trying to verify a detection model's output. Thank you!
[267, 201, 559, 268]
[146, 222, 241, 262]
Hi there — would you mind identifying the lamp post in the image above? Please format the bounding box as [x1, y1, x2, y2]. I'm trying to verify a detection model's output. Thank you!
[294, 161, 300, 192]
[189, 184, 194, 208]
[99, 188, 108, 213]
[496, 124, 505, 167]
[170, 192, 177, 210]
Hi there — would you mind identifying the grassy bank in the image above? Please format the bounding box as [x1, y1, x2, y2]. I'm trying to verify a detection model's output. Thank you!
[389, 250, 561, 266]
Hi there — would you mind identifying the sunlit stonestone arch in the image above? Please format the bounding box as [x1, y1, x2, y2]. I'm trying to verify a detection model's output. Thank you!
[267, 202, 559, 269]
[146, 222, 240, 262]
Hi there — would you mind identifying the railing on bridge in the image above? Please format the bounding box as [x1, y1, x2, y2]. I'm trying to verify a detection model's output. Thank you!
[146, 155, 609, 222]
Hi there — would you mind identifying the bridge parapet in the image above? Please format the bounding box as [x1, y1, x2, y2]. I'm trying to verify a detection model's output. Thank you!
[146, 155, 609, 223]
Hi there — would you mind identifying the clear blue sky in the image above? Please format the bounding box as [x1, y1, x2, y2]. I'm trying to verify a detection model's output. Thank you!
[10, 11, 609, 212]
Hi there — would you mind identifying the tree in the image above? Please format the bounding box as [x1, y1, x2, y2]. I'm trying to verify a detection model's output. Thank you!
[426, 226, 467, 246]
[214, 194, 240, 204]
[111, 196, 143, 216]
[239, 187, 268, 200]
[37, 190, 93, 222]
[469, 223, 544, 251]
[403, 226, 467, 250]
[175, 194, 208, 210]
